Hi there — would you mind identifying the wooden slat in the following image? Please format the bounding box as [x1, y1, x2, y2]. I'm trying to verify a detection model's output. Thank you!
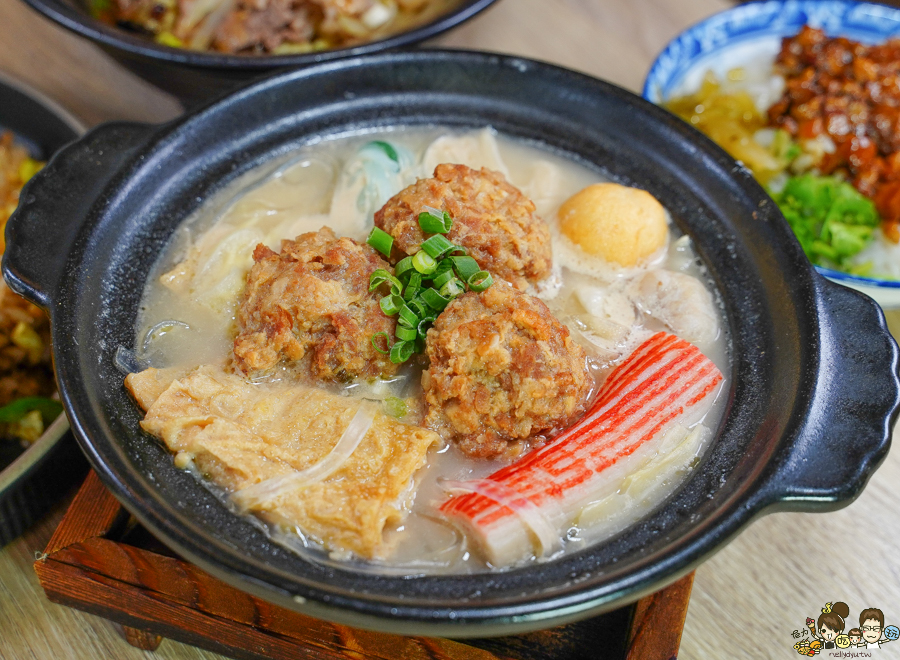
[42, 470, 123, 555]
[626, 572, 695, 660]
[123, 627, 163, 651]
[35, 471, 693, 660]
[36, 557, 503, 660]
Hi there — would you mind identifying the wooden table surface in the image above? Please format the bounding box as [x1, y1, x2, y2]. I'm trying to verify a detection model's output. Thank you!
[1, 0, 899, 658]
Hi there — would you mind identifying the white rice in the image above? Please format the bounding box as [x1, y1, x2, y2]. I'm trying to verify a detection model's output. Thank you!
[851, 229, 900, 281]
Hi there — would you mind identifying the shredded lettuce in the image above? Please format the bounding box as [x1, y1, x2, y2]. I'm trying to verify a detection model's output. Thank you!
[769, 174, 879, 269]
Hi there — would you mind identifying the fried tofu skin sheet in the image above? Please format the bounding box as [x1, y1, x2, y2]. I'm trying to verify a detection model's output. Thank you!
[124, 365, 439, 558]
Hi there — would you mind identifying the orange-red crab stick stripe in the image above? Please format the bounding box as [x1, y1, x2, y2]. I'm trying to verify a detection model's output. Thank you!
[439, 332, 723, 558]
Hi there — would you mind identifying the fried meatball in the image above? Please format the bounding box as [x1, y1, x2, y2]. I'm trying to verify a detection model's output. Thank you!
[233, 227, 397, 381]
[374, 163, 552, 290]
[422, 281, 593, 458]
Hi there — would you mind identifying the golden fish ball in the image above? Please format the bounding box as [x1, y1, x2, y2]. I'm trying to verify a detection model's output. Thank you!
[558, 182, 668, 267]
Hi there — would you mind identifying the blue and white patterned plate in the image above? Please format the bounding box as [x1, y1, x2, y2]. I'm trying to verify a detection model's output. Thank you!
[643, 0, 900, 308]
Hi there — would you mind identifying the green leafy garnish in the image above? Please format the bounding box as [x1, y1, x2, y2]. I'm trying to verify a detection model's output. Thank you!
[366, 227, 394, 258]
[382, 397, 408, 419]
[0, 397, 62, 425]
[418, 207, 453, 234]
[769, 174, 879, 268]
[368, 211, 493, 363]
[368, 141, 399, 165]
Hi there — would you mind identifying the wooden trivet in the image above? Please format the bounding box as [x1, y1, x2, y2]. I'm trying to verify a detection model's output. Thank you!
[35, 471, 694, 660]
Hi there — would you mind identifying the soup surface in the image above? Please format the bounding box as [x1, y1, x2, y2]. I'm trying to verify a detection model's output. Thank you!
[126, 127, 729, 573]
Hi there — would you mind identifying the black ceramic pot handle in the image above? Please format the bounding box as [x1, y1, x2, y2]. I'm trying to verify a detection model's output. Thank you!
[756, 277, 900, 512]
[3, 121, 155, 310]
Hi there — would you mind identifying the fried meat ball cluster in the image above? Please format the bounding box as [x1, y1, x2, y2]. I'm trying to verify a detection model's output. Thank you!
[374, 164, 552, 291]
[233, 227, 397, 381]
[234, 164, 596, 459]
[422, 281, 593, 458]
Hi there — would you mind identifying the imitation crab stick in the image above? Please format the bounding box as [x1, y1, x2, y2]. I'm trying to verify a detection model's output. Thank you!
[439, 331, 724, 566]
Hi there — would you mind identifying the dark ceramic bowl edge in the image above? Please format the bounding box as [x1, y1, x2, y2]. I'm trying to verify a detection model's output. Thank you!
[20, 0, 499, 69]
[0, 72, 86, 135]
[0, 73, 87, 546]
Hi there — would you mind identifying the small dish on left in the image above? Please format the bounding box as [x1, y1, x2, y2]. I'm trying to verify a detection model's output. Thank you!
[0, 72, 87, 546]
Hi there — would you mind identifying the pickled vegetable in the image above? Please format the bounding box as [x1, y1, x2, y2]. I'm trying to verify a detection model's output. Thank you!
[665, 72, 794, 184]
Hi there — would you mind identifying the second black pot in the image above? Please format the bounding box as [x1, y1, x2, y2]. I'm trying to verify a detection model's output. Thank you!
[20, 0, 499, 105]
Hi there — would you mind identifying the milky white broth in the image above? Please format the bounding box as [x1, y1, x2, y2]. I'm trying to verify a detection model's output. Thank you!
[133, 127, 729, 573]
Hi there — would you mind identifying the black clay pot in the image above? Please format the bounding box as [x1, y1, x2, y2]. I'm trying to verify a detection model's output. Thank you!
[4, 51, 899, 636]
[20, 0, 498, 106]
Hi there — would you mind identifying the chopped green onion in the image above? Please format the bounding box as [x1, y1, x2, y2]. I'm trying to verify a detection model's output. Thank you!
[380, 294, 404, 316]
[433, 259, 454, 278]
[418, 208, 453, 234]
[417, 316, 435, 338]
[367, 227, 394, 258]
[421, 234, 456, 259]
[408, 298, 429, 319]
[403, 272, 422, 301]
[421, 287, 450, 311]
[451, 256, 480, 282]
[432, 269, 455, 289]
[396, 325, 417, 342]
[395, 256, 414, 279]
[370, 332, 391, 355]
[468, 271, 493, 292]
[369, 268, 392, 291]
[368, 207, 490, 364]
[439, 278, 464, 299]
[382, 396, 407, 418]
[369, 269, 402, 295]
[398, 304, 419, 328]
[389, 340, 415, 364]
[412, 250, 437, 275]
